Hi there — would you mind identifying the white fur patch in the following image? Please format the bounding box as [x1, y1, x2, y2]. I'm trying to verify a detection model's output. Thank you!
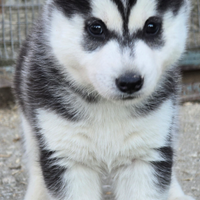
[128, 0, 157, 33]
[132, 40, 161, 97]
[21, 114, 49, 200]
[49, 9, 90, 85]
[62, 165, 101, 200]
[114, 160, 168, 200]
[91, 0, 123, 35]
[158, 8, 189, 69]
[37, 99, 173, 171]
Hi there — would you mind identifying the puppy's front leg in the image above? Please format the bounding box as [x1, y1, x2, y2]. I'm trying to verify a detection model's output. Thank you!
[113, 157, 172, 200]
[47, 164, 102, 200]
[168, 172, 195, 200]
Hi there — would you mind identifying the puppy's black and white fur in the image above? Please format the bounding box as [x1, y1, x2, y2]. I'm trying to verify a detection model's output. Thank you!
[14, 0, 195, 199]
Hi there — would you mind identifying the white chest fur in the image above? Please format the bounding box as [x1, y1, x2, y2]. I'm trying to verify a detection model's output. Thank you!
[37, 99, 174, 171]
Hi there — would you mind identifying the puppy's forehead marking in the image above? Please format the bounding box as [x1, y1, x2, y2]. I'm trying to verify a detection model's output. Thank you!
[91, 0, 138, 35]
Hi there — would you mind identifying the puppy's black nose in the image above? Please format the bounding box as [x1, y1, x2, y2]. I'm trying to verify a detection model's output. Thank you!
[116, 73, 143, 94]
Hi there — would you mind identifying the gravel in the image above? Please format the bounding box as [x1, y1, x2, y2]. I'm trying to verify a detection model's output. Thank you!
[0, 102, 199, 200]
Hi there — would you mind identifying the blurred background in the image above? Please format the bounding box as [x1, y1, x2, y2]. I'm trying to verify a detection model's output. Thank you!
[0, 0, 43, 105]
[0, 0, 200, 200]
[0, 0, 42, 60]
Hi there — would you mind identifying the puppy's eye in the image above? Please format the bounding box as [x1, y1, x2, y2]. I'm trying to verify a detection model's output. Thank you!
[86, 19, 106, 39]
[144, 17, 161, 35]
[89, 24, 103, 35]
[146, 23, 159, 34]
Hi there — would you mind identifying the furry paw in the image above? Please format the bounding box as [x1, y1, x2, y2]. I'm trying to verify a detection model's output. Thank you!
[170, 195, 195, 200]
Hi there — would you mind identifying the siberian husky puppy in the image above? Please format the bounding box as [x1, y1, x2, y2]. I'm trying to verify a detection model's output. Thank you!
[14, 0, 194, 200]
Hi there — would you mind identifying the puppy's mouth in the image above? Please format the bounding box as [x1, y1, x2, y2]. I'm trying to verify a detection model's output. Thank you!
[121, 96, 136, 100]
[113, 93, 142, 101]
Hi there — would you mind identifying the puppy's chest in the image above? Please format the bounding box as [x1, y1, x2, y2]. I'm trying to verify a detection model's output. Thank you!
[38, 102, 172, 169]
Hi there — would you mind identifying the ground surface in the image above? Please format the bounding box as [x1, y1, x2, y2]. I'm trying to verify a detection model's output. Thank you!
[0, 102, 199, 200]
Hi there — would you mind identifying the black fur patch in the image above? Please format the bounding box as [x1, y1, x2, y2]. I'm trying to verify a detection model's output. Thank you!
[54, 0, 91, 18]
[27, 55, 97, 121]
[111, 0, 137, 33]
[29, 128, 66, 199]
[111, 0, 137, 20]
[26, 37, 82, 121]
[156, 0, 184, 15]
[151, 147, 173, 190]
[13, 38, 30, 112]
[111, 0, 126, 21]
[40, 148, 66, 197]
[128, 0, 137, 8]
[33, 128, 67, 198]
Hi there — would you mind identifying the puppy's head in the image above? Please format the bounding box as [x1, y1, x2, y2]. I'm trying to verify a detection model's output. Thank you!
[48, 0, 190, 102]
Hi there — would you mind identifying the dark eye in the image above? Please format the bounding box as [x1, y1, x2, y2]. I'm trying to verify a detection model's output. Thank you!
[144, 18, 161, 35]
[86, 19, 106, 39]
[146, 23, 159, 34]
[89, 24, 103, 35]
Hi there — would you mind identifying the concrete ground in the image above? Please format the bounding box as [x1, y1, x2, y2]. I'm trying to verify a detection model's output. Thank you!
[0, 102, 199, 200]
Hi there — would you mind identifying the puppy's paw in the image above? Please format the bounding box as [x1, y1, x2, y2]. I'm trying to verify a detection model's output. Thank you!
[169, 195, 195, 200]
